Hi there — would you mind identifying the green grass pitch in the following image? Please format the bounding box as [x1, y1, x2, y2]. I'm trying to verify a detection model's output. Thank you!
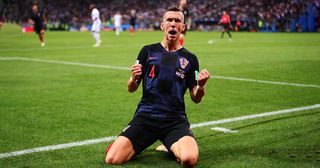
[0, 24, 320, 167]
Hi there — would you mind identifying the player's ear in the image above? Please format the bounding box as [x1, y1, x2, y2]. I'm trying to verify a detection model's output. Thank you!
[181, 23, 185, 32]
[160, 22, 165, 30]
[160, 23, 164, 30]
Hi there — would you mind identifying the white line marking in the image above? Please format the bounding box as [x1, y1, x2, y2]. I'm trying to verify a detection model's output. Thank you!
[0, 57, 130, 71]
[1, 57, 319, 89]
[0, 44, 145, 52]
[0, 136, 117, 159]
[1, 104, 319, 159]
[213, 76, 320, 88]
[190, 104, 320, 128]
[211, 127, 238, 133]
[0, 57, 18, 61]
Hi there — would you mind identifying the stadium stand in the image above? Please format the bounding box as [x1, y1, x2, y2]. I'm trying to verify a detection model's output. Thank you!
[1, 0, 319, 32]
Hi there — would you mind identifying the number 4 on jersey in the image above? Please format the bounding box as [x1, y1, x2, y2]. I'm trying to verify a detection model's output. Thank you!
[149, 65, 155, 78]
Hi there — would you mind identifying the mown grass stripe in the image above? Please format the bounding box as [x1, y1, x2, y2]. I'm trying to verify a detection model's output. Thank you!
[1, 57, 319, 88]
[1, 104, 319, 159]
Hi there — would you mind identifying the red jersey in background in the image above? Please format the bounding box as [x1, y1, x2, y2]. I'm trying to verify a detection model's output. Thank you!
[220, 14, 230, 24]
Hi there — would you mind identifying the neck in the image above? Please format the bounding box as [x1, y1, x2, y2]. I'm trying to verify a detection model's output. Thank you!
[161, 39, 182, 52]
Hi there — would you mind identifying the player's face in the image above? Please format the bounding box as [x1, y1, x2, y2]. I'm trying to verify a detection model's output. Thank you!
[32, 5, 38, 13]
[161, 11, 185, 42]
[180, 0, 187, 7]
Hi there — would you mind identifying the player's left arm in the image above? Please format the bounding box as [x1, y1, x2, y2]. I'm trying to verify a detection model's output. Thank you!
[190, 69, 210, 103]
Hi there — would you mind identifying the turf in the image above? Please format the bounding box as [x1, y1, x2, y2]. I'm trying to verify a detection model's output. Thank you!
[0, 24, 319, 167]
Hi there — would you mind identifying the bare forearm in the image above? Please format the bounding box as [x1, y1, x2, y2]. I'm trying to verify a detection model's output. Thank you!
[128, 63, 142, 92]
[190, 69, 210, 103]
[191, 86, 205, 103]
[127, 77, 139, 92]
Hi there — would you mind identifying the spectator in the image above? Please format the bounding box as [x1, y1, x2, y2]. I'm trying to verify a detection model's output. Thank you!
[2, 0, 319, 32]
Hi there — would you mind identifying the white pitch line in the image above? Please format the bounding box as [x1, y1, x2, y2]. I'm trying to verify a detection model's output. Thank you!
[0, 44, 145, 52]
[1, 56, 319, 89]
[1, 104, 319, 159]
[211, 127, 238, 133]
[0, 57, 18, 61]
[190, 104, 320, 128]
[1, 57, 130, 71]
[0, 136, 117, 159]
[213, 76, 320, 89]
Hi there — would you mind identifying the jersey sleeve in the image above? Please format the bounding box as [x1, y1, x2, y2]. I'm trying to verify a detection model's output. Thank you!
[187, 55, 199, 89]
[136, 45, 149, 76]
[30, 13, 35, 21]
[92, 9, 99, 20]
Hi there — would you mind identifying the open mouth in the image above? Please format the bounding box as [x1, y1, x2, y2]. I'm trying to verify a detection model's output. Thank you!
[168, 30, 177, 35]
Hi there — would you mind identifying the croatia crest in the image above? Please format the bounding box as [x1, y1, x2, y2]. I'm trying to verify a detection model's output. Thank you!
[179, 58, 189, 69]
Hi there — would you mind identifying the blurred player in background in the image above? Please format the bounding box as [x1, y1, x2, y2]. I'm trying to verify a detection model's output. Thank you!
[0, 16, 3, 30]
[179, 0, 191, 46]
[219, 10, 232, 38]
[0, 0, 6, 30]
[29, 3, 46, 47]
[129, 9, 137, 36]
[105, 6, 210, 167]
[90, 4, 102, 47]
[113, 11, 122, 36]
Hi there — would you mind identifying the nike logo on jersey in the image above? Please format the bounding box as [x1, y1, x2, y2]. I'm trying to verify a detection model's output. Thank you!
[148, 56, 157, 60]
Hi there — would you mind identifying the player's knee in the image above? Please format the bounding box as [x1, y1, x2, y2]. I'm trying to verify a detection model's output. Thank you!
[180, 153, 198, 167]
[105, 148, 128, 165]
[105, 155, 116, 164]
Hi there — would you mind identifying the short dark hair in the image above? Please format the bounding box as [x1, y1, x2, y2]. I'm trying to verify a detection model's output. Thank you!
[166, 6, 181, 12]
[32, 2, 38, 7]
[163, 6, 184, 22]
[90, 4, 96, 9]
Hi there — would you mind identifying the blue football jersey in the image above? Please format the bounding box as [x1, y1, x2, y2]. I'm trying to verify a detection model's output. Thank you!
[134, 43, 199, 119]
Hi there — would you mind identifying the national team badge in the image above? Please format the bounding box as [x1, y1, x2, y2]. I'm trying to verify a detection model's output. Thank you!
[179, 58, 189, 69]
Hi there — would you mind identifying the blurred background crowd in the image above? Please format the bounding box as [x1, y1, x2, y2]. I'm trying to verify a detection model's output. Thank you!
[1, 0, 319, 32]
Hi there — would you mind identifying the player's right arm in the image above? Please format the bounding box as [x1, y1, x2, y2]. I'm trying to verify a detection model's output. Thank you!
[29, 15, 34, 24]
[29, 18, 34, 24]
[127, 64, 142, 92]
[127, 46, 148, 92]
